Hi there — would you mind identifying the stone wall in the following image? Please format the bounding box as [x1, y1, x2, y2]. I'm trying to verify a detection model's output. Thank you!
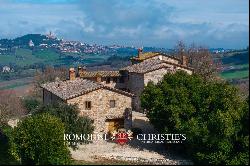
[176, 67, 193, 75]
[127, 65, 192, 112]
[85, 77, 127, 90]
[144, 67, 171, 85]
[43, 89, 63, 105]
[66, 88, 132, 133]
[127, 73, 144, 112]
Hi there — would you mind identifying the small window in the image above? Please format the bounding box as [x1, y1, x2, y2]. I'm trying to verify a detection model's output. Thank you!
[106, 77, 111, 84]
[110, 100, 116, 108]
[119, 77, 125, 83]
[113, 77, 117, 83]
[85, 101, 91, 110]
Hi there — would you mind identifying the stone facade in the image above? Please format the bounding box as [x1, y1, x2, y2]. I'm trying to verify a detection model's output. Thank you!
[144, 67, 173, 85]
[128, 67, 187, 111]
[66, 88, 132, 133]
[42, 51, 193, 133]
[127, 73, 144, 111]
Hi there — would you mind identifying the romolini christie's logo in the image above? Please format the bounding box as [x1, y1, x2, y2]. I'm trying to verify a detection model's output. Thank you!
[64, 131, 186, 145]
[111, 129, 133, 145]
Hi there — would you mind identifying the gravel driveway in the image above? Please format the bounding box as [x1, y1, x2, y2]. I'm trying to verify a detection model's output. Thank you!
[70, 112, 193, 165]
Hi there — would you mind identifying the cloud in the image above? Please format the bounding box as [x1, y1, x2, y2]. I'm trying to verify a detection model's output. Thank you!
[0, 0, 248, 48]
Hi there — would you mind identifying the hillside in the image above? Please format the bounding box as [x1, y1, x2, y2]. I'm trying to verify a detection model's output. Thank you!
[0, 34, 248, 85]
[219, 50, 249, 80]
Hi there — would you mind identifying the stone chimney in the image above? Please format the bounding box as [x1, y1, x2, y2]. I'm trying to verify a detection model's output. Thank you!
[69, 68, 76, 80]
[78, 66, 86, 77]
[182, 55, 188, 67]
[96, 73, 102, 83]
[137, 48, 143, 58]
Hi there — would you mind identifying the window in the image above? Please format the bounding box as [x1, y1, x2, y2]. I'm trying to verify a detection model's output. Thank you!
[85, 101, 91, 110]
[106, 77, 111, 84]
[113, 77, 117, 83]
[119, 76, 125, 83]
[110, 100, 116, 108]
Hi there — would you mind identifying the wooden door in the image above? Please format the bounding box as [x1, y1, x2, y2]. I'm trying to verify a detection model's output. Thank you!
[106, 119, 124, 134]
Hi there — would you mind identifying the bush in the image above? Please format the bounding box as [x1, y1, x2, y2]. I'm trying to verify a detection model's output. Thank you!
[11, 113, 71, 165]
[22, 97, 41, 113]
[35, 102, 94, 147]
[141, 71, 249, 165]
[131, 127, 143, 137]
[0, 124, 19, 165]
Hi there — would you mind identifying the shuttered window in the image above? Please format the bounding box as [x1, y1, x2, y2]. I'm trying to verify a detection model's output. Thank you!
[110, 100, 116, 108]
[85, 101, 91, 110]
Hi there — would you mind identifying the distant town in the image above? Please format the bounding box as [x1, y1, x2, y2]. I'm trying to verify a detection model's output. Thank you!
[0, 32, 238, 56]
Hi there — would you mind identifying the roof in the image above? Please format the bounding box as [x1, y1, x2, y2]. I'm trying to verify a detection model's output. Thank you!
[80, 71, 121, 78]
[121, 59, 193, 74]
[131, 52, 180, 61]
[41, 78, 133, 100]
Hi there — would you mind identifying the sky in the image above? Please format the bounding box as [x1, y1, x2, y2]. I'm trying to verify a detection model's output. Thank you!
[0, 0, 249, 49]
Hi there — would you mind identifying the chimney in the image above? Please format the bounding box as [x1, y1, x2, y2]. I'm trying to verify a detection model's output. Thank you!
[182, 55, 188, 67]
[78, 66, 86, 77]
[137, 48, 143, 58]
[69, 68, 76, 80]
[96, 73, 102, 83]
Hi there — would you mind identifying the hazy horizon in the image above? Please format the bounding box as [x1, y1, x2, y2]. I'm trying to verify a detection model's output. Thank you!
[0, 0, 249, 49]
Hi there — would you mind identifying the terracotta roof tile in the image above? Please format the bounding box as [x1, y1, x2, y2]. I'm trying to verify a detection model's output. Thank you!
[131, 52, 180, 61]
[80, 71, 121, 78]
[121, 59, 193, 74]
[41, 78, 133, 100]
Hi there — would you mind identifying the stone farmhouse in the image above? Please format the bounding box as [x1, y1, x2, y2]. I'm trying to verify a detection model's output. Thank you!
[41, 49, 193, 134]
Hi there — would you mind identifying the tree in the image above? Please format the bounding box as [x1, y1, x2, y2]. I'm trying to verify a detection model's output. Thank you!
[11, 113, 71, 165]
[35, 102, 94, 147]
[188, 44, 221, 81]
[174, 40, 187, 60]
[33, 66, 68, 98]
[174, 41, 221, 81]
[22, 97, 42, 114]
[0, 90, 27, 125]
[141, 71, 249, 165]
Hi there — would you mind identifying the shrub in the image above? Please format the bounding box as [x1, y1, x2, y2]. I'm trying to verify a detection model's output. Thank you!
[22, 97, 42, 113]
[131, 127, 143, 137]
[0, 124, 19, 165]
[11, 113, 71, 165]
[35, 102, 94, 147]
[141, 71, 249, 165]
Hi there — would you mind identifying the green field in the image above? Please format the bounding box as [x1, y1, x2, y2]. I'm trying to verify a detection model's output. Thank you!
[219, 50, 249, 80]
[220, 70, 249, 80]
[0, 48, 110, 68]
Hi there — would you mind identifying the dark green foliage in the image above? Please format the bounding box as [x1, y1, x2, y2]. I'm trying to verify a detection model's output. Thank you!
[141, 71, 249, 165]
[11, 113, 71, 165]
[0, 124, 20, 165]
[22, 97, 42, 113]
[131, 127, 143, 137]
[35, 102, 94, 147]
